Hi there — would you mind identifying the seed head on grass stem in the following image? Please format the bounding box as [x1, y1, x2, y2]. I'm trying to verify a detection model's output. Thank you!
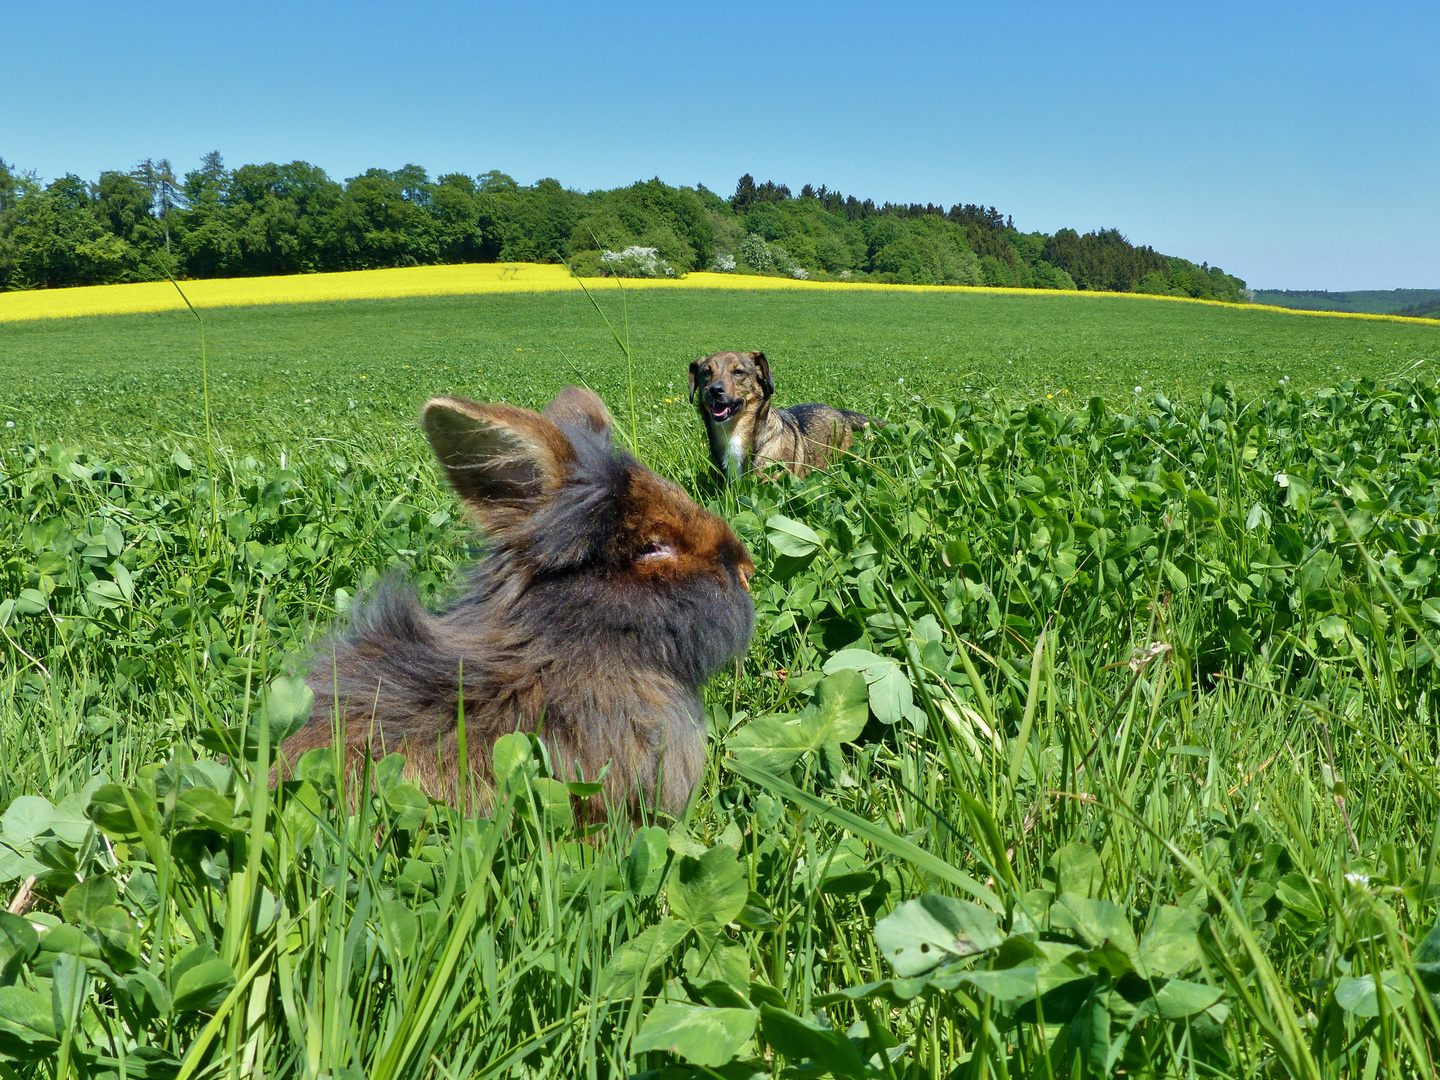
[159, 257, 220, 551]
[560, 252, 639, 455]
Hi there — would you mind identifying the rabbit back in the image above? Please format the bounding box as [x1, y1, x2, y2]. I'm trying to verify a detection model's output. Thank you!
[280, 387, 753, 821]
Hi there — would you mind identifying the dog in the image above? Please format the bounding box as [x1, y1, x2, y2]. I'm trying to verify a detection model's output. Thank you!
[689, 351, 880, 480]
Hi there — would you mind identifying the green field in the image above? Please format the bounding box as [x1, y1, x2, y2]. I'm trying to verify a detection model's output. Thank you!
[2, 288, 1440, 1078]
[2, 288, 1435, 447]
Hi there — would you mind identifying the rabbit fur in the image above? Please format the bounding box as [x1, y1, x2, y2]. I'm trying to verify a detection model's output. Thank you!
[280, 386, 756, 821]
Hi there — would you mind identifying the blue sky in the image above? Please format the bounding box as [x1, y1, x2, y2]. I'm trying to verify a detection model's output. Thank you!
[5, 1, 1435, 290]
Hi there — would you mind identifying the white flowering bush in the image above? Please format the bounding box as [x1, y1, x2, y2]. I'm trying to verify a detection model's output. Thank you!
[771, 247, 805, 277]
[738, 234, 812, 278]
[738, 234, 773, 272]
[599, 246, 675, 278]
[710, 253, 736, 273]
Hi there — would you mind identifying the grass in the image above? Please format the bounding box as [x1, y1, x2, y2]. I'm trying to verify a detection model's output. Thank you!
[2, 285, 1437, 446]
[1, 285, 1440, 1077]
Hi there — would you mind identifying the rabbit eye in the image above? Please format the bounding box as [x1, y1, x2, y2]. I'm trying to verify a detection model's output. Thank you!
[636, 540, 675, 562]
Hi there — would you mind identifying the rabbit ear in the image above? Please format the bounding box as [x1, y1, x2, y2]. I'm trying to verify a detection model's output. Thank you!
[543, 386, 613, 439]
[421, 397, 576, 513]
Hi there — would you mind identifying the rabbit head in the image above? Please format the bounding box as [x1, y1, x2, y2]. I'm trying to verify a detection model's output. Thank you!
[282, 386, 755, 822]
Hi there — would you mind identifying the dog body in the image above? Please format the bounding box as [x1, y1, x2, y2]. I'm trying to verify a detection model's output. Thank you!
[689, 351, 878, 480]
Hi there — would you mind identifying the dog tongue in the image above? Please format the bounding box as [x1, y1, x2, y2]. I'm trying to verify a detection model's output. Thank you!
[712, 404, 733, 420]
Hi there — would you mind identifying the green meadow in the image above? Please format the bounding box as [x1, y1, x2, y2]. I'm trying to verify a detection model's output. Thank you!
[1, 286, 1440, 1079]
[2, 289, 1433, 445]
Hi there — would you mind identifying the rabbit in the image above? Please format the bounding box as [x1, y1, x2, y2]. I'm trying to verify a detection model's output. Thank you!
[280, 386, 756, 822]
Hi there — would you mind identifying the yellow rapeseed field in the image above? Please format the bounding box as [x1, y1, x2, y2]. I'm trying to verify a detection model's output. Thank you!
[2, 262, 1437, 327]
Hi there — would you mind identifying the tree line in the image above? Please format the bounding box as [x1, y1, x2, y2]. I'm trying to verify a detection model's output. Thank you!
[0, 155, 1247, 301]
[1253, 289, 1440, 319]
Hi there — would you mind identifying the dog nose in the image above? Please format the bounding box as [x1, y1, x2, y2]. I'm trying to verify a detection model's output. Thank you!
[708, 381, 725, 396]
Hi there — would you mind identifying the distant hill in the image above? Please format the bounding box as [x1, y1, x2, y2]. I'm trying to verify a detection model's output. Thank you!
[1254, 289, 1440, 319]
[0, 155, 1247, 301]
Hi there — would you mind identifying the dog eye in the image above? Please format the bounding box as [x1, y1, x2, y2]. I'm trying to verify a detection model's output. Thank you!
[732, 369, 744, 376]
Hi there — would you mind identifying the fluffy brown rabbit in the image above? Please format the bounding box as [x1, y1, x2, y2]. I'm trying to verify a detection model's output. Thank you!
[280, 386, 756, 821]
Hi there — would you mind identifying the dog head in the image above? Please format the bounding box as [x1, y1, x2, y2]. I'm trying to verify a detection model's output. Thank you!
[688, 351, 774, 423]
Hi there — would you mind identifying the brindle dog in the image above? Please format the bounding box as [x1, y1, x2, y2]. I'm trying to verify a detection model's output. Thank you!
[689, 351, 880, 481]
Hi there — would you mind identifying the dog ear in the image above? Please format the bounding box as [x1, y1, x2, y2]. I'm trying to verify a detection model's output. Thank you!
[421, 397, 576, 519]
[688, 359, 702, 404]
[544, 385, 613, 440]
[749, 351, 774, 398]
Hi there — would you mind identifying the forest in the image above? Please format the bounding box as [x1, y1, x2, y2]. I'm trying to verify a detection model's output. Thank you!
[1254, 288, 1440, 319]
[0, 155, 1248, 301]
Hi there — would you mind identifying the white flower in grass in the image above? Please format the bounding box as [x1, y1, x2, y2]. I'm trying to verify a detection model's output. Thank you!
[1344, 872, 1370, 889]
